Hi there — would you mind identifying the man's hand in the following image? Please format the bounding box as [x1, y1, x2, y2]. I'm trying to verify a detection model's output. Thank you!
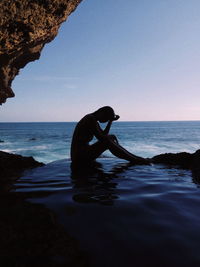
[113, 115, 120, 121]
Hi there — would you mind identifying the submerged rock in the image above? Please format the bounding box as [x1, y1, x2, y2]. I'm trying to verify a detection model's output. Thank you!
[29, 137, 37, 141]
[0, 0, 82, 104]
[0, 151, 44, 182]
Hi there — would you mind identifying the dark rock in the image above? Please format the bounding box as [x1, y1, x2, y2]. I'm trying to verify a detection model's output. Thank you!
[0, 140, 4, 143]
[0, 198, 89, 267]
[191, 150, 200, 181]
[0, 150, 44, 182]
[151, 149, 200, 180]
[151, 151, 193, 169]
[0, 0, 82, 104]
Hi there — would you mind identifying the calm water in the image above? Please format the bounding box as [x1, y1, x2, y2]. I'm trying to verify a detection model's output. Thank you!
[15, 158, 200, 266]
[0, 121, 200, 163]
[1, 121, 200, 266]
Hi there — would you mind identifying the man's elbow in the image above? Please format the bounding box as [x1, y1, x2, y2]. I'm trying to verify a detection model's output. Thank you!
[97, 134, 108, 142]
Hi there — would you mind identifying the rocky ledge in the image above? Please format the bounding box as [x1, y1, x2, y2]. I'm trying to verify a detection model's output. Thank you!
[151, 149, 200, 179]
[0, 151, 44, 182]
[0, 0, 82, 104]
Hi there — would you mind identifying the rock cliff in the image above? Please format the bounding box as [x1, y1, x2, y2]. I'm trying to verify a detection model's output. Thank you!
[0, 0, 82, 104]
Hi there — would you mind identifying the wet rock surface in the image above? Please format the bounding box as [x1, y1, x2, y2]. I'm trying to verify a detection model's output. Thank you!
[152, 152, 193, 168]
[0, 151, 44, 182]
[0, 195, 89, 267]
[0, 0, 82, 104]
[151, 149, 200, 179]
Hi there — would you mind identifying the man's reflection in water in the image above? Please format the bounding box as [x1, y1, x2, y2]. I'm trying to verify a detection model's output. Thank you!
[70, 160, 132, 205]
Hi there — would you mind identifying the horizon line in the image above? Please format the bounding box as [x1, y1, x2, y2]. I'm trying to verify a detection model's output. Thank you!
[0, 120, 200, 123]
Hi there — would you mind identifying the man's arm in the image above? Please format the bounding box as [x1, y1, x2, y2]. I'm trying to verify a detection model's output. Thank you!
[90, 114, 120, 141]
[90, 116, 110, 141]
[103, 115, 120, 134]
[103, 120, 112, 135]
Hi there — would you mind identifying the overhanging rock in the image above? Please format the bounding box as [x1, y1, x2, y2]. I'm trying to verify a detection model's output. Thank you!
[0, 0, 82, 104]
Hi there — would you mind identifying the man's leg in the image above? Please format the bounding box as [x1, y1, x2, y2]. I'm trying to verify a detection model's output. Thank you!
[88, 135, 149, 164]
[88, 135, 119, 160]
[87, 140, 108, 161]
[106, 135, 149, 164]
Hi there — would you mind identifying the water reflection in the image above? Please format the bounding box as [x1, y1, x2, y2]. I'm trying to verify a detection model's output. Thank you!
[70, 161, 132, 205]
[155, 163, 200, 185]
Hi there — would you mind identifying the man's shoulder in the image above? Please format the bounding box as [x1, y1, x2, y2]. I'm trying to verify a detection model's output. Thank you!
[77, 114, 96, 126]
[82, 113, 95, 122]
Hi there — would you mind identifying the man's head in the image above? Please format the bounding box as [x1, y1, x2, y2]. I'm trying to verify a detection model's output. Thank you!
[94, 106, 115, 122]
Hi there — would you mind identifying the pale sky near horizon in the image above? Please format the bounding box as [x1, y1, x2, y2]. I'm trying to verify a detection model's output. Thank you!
[1, 0, 200, 122]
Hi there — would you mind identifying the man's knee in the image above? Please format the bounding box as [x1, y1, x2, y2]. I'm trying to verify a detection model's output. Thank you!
[108, 134, 118, 143]
[108, 134, 116, 139]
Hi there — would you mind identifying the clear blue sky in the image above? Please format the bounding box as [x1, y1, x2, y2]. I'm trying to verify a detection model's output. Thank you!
[1, 0, 200, 122]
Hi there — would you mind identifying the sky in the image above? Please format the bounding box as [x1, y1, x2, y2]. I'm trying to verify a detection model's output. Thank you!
[1, 0, 200, 122]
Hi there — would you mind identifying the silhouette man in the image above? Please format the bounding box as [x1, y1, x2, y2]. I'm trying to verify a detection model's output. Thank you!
[70, 106, 149, 166]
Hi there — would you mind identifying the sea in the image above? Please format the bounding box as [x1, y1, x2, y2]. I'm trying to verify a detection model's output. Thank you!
[1, 121, 200, 267]
[0, 121, 200, 163]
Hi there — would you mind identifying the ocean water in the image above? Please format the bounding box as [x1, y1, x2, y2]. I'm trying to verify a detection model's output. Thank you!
[0, 121, 200, 163]
[1, 121, 200, 266]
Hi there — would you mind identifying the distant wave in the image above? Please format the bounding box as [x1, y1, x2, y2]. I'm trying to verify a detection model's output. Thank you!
[99, 154, 115, 158]
[14, 145, 50, 151]
[1, 145, 49, 153]
[0, 141, 10, 145]
[1, 149, 16, 154]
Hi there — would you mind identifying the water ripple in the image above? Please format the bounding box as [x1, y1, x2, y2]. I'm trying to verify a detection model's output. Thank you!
[12, 158, 200, 266]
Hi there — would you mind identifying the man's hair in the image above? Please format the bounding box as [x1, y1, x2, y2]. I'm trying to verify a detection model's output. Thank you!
[95, 106, 115, 119]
